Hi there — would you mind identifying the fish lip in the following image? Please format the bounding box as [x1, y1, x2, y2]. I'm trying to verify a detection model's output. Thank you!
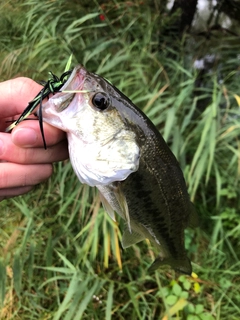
[76, 65, 87, 83]
[61, 65, 87, 92]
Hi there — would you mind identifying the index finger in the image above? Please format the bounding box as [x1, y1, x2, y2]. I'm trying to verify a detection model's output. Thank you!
[11, 120, 67, 147]
[0, 77, 42, 118]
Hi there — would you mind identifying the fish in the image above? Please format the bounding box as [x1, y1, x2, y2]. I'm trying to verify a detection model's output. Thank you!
[39, 65, 198, 274]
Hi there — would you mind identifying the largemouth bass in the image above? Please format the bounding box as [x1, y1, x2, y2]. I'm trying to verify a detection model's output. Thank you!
[40, 65, 198, 274]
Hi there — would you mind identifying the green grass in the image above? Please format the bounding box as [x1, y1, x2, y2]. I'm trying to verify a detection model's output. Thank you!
[1, 0, 240, 319]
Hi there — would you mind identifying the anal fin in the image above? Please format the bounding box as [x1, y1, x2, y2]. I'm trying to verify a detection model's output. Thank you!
[187, 202, 199, 228]
[122, 227, 145, 248]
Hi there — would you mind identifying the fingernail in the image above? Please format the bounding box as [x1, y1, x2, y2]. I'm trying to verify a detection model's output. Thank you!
[0, 139, 4, 156]
[12, 127, 38, 147]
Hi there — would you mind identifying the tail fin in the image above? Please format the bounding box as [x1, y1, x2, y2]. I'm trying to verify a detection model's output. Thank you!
[148, 256, 192, 275]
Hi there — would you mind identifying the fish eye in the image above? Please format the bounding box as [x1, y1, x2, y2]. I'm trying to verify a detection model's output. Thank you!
[92, 92, 109, 111]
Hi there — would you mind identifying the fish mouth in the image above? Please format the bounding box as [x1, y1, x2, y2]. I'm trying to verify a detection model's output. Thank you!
[60, 65, 87, 92]
[36, 65, 87, 115]
[75, 65, 87, 90]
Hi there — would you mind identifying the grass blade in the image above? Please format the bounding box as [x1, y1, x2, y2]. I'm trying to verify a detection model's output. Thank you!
[106, 282, 114, 320]
[13, 251, 22, 297]
[0, 259, 6, 306]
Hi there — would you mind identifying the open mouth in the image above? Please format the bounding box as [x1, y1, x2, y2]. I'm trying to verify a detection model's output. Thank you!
[60, 65, 87, 92]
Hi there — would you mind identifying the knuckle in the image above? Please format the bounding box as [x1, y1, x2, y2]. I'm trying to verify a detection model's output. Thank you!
[0, 167, 9, 188]
[31, 164, 53, 184]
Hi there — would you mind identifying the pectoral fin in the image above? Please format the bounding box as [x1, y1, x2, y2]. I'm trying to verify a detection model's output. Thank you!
[99, 192, 116, 221]
[122, 227, 145, 248]
[114, 184, 131, 233]
[98, 183, 131, 232]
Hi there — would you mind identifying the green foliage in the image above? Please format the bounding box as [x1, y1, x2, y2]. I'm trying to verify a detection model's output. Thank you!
[1, 0, 240, 319]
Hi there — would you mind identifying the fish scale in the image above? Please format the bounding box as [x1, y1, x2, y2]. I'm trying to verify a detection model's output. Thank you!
[121, 163, 186, 257]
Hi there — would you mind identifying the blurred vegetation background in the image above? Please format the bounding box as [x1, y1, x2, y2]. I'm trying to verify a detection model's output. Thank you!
[0, 0, 240, 319]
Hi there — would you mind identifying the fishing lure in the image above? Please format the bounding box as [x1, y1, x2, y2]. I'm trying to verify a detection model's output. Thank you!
[6, 70, 72, 148]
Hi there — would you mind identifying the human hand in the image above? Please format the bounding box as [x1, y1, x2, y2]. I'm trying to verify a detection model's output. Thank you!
[0, 77, 69, 200]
